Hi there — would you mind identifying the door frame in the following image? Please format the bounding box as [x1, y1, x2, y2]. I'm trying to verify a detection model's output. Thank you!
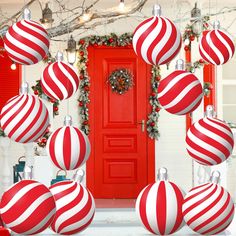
[86, 45, 155, 197]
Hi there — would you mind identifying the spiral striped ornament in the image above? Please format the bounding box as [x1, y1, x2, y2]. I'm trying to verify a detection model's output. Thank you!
[41, 61, 80, 101]
[186, 117, 234, 165]
[4, 20, 49, 65]
[0, 180, 56, 235]
[47, 125, 90, 170]
[133, 16, 181, 65]
[136, 181, 185, 235]
[158, 70, 203, 115]
[183, 182, 235, 235]
[199, 29, 235, 65]
[0, 94, 50, 143]
[50, 180, 95, 235]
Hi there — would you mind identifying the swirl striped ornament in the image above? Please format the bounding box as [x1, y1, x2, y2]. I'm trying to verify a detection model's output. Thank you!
[158, 70, 203, 115]
[47, 126, 90, 170]
[49, 181, 95, 235]
[4, 20, 49, 65]
[0, 180, 56, 235]
[0, 94, 50, 143]
[199, 29, 235, 65]
[186, 117, 234, 165]
[133, 16, 181, 65]
[182, 182, 235, 235]
[41, 61, 80, 101]
[136, 181, 185, 235]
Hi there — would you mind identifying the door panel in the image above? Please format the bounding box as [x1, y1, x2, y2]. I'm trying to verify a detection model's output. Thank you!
[87, 46, 154, 199]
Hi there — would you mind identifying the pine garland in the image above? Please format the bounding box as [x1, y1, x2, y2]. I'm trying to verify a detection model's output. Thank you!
[0, 127, 5, 137]
[147, 66, 161, 139]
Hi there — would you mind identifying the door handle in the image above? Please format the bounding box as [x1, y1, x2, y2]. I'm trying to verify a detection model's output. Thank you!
[138, 120, 145, 132]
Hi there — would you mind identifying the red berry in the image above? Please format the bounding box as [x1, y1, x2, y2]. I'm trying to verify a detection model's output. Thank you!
[155, 107, 161, 112]
[84, 86, 89, 91]
[109, 38, 114, 43]
[184, 45, 189, 51]
[41, 138, 47, 143]
[34, 90, 39, 95]
[189, 35, 195, 41]
[83, 120, 89, 125]
[50, 98, 55, 103]
[53, 106, 58, 112]
[94, 43, 98, 47]
[156, 77, 161, 81]
[79, 40, 85, 45]
[209, 84, 213, 90]
[79, 74, 84, 80]
[151, 92, 156, 97]
[150, 122, 155, 127]
[79, 101, 84, 107]
[80, 51, 84, 56]
[199, 58, 205, 64]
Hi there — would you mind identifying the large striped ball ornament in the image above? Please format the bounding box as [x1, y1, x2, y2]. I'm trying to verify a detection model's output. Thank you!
[4, 9, 49, 65]
[47, 116, 90, 170]
[49, 172, 95, 235]
[158, 69, 203, 115]
[133, 5, 181, 65]
[199, 21, 235, 65]
[183, 171, 235, 235]
[186, 115, 234, 165]
[136, 168, 185, 235]
[0, 180, 56, 235]
[0, 86, 50, 143]
[41, 52, 80, 101]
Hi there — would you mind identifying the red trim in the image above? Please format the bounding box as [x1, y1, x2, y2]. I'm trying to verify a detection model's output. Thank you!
[185, 48, 192, 131]
[203, 64, 216, 111]
[86, 45, 155, 197]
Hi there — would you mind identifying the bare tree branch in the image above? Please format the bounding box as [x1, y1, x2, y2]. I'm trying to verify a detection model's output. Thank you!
[48, 0, 148, 38]
[0, 0, 236, 40]
[0, 0, 37, 27]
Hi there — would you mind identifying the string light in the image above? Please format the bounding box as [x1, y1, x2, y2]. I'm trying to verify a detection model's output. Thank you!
[80, 10, 92, 22]
[119, 0, 125, 11]
[11, 62, 16, 70]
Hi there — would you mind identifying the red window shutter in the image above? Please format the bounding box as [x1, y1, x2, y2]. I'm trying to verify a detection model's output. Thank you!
[0, 39, 21, 110]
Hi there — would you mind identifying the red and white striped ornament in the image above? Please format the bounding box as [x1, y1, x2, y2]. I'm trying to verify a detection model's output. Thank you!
[41, 52, 80, 101]
[0, 82, 50, 143]
[158, 59, 203, 115]
[199, 21, 235, 65]
[183, 171, 235, 235]
[47, 116, 90, 170]
[0, 179, 56, 235]
[50, 170, 95, 235]
[133, 4, 181, 66]
[4, 8, 49, 65]
[136, 168, 185, 235]
[186, 105, 234, 165]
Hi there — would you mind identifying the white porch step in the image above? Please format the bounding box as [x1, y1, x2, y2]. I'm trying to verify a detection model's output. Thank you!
[16, 208, 233, 235]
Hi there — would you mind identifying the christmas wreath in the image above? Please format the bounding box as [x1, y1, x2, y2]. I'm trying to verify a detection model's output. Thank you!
[108, 68, 133, 94]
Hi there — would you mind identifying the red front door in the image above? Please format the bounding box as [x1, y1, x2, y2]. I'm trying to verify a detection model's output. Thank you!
[87, 46, 155, 199]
